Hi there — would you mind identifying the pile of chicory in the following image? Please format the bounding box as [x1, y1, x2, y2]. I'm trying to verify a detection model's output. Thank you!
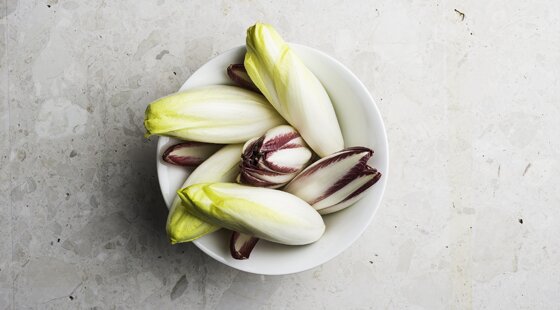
[144, 23, 381, 260]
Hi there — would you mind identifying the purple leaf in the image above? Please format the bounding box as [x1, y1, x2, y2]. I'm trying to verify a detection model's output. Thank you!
[230, 231, 260, 260]
[227, 64, 261, 93]
[162, 142, 221, 166]
[317, 165, 382, 215]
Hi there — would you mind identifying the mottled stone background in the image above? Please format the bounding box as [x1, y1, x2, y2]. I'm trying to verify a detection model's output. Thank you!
[1, 0, 559, 309]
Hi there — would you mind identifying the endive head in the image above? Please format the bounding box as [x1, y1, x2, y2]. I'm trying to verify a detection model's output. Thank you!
[177, 182, 325, 245]
[245, 23, 345, 157]
[144, 85, 285, 143]
[285, 147, 382, 215]
[238, 125, 312, 188]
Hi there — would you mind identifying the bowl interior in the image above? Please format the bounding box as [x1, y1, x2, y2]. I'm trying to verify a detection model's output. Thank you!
[156, 44, 388, 275]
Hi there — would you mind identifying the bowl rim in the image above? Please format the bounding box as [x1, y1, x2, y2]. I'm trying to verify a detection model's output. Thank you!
[156, 43, 389, 275]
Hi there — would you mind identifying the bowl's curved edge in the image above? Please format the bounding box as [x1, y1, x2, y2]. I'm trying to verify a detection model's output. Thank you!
[293, 43, 390, 264]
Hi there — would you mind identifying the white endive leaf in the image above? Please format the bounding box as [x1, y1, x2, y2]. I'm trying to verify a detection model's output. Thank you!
[313, 168, 376, 213]
[266, 147, 312, 169]
[178, 183, 325, 245]
[166, 144, 242, 244]
[245, 23, 344, 157]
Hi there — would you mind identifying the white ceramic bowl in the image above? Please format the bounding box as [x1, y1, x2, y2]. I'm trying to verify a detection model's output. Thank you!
[156, 44, 388, 275]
